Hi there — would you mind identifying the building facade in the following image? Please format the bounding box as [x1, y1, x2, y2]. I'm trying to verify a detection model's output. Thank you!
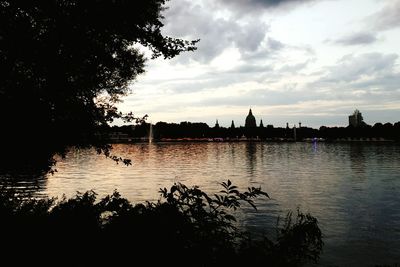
[348, 109, 364, 127]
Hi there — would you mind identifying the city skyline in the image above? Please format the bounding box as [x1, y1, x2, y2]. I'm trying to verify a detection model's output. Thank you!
[125, 108, 396, 130]
[116, 0, 400, 128]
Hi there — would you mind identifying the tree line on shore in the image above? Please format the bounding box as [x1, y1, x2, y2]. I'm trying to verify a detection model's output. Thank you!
[108, 121, 400, 141]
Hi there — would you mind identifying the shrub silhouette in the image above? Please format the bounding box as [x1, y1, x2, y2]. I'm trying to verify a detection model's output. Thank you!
[0, 181, 322, 266]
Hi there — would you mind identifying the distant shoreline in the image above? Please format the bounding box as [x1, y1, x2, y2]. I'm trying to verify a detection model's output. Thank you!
[108, 137, 397, 144]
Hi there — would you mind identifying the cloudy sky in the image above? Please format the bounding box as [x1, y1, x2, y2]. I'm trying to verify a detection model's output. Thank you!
[119, 0, 400, 128]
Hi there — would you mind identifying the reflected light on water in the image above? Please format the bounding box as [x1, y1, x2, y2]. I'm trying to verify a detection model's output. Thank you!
[1, 142, 400, 266]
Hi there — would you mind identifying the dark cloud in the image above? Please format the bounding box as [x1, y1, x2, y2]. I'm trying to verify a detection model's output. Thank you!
[330, 32, 378, 46]
[162, 3, 236, 62]
[267, 37, 285, 50]
[162, 1, 270, 63]
[368, 0, 400, 31]
[161, 0, 317, 66]
[217, 0, 320, 11]
[234, 20, 270, 53]
[228, 64, 274, 74]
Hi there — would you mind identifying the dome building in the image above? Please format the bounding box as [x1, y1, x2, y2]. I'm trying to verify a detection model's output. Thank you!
[245, 109, 257, 128]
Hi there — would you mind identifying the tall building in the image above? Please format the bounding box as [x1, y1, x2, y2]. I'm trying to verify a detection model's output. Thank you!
[348, 109, 364, 127]
[230, 120, 235, 129]
[245, 109, 257, 128]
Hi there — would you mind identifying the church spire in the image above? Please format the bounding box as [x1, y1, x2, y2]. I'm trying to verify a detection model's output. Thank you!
[260, 119, 264, 128]
[215, 119, 220, 128]
[230, 120, 235, 129]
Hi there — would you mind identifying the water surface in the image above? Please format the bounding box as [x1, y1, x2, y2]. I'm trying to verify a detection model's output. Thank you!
[2, 142, 400, 266]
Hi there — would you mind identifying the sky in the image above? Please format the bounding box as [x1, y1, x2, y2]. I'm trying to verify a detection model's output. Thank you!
[118, 0, 400, 128]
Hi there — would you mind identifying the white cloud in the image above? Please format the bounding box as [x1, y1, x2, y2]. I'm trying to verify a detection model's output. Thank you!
[317, 53, 398, 83]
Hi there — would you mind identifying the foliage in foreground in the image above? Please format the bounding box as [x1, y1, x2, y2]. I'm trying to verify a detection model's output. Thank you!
[0, 181, 322, 266]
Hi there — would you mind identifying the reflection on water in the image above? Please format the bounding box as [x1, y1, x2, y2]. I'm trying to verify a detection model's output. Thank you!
[1, 142, 400, 266]
[0, 171, 47, 197]
[245, 143, 257, 177]
[349, 144, 367, 178]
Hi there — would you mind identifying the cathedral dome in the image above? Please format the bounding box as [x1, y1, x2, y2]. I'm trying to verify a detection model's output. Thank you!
[245, 109, 256, 128]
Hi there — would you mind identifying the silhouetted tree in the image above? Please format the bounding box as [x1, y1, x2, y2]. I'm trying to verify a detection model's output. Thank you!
[0, 0, 198, 173]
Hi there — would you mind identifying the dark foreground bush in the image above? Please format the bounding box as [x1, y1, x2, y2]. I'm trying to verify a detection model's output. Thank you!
[0, 181, 322, 266]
